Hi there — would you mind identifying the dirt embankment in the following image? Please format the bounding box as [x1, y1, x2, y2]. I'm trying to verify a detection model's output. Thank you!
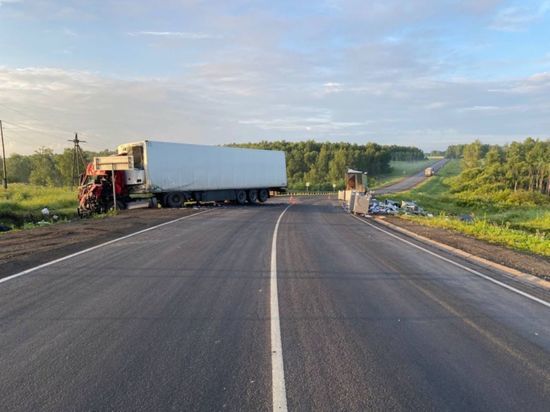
[383, 216, 550, 281]
[0, 208, 204, 278]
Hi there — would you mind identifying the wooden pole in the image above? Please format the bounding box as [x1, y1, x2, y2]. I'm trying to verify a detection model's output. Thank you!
[0, 120, 7, 189]
[112, 164, 117, 211]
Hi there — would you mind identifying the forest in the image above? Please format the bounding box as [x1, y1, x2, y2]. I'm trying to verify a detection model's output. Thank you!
[230, 141, 425, 190]
[1, 142, 425, 191]
[447, 138, 550, 199]
[1, 138, 547, 195]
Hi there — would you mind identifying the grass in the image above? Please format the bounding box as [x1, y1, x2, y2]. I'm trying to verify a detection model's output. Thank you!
[370, 159, 438, 188]
[378, 160, 550, 256]
[0, 183, 78, 229]
[402, 214, 549, 257]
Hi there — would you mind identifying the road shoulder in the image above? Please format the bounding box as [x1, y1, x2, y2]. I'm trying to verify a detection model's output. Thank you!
[376, 215, 549, 285]
[0, 208, 207, 278]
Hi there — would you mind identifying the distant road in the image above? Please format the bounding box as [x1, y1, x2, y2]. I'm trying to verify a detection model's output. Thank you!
[0, 197, 548, 411]
[375, 158, 449, 195]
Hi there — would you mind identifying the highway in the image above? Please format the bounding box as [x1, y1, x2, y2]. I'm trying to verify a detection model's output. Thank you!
[375, 158, 449, 194]
[0, 198, 549, 411]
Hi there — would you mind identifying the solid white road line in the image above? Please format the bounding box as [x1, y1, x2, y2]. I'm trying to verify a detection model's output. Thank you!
[271, 204, 291, 412]
[0, 210, 210, 286]
[351, 214, 550, 308]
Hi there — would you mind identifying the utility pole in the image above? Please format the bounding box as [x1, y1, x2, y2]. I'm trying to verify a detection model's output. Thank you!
[0, 120, 7, 189]
[68, 132, 86, 188]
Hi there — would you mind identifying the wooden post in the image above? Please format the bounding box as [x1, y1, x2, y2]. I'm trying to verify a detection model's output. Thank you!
[0, 120, 7, 189]
[112, 164, 117, 211]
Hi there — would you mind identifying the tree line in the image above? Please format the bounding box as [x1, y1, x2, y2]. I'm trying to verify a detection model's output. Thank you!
[448, 138, 550, 198]
[0, 147, 113, 187]
[230, 141, 425, 190]
[1, 141, 426, 191]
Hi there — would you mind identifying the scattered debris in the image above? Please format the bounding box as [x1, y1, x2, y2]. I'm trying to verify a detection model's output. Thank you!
[401, 201, 420, 214]
[365, 198, 434, 216]
[369, 199, 399, 215]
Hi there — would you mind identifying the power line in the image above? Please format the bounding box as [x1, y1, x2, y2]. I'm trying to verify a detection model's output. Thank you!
[2, 119, 72, 136]
[0, 102, 63, 128]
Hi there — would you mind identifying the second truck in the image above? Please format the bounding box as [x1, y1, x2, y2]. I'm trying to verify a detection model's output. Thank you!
[78, 140, 287, 215]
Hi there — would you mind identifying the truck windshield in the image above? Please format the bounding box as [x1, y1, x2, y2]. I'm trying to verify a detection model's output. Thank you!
[132, 145, 144, 169]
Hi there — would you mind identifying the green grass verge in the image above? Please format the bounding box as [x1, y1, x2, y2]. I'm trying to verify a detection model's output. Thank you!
[379, 160, 550, 256]
[370, 159, 438, 188]
[0, 183, 78, 229]
[401, 214, 549, 257]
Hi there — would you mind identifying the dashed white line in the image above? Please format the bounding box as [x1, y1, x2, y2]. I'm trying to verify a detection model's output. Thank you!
[0, 210, 210, 285]
[271, 205, 291, 411]
[351, 214, 550, 308]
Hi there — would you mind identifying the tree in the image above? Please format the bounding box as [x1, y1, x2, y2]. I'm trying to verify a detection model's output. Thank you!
[29, 147, 62, 186]
[462, 140, 483, 170]
[5, 154, 32, 183]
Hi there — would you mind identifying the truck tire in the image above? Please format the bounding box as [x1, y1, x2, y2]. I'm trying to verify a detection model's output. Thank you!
[258, 188, 269, 203]
[166, 192, 184, 208]
[236, 190, 247, 205]
[248, 189, 258, 203]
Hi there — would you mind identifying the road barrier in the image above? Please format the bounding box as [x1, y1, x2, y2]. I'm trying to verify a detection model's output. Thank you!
[274, 192, 335, 197]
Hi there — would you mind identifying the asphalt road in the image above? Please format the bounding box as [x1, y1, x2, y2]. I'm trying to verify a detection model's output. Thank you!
[1, 198, 549, 411]
[375, 158, 449, 194]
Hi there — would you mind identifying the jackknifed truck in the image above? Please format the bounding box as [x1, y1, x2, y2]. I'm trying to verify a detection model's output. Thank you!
[77, 140, 287, 215]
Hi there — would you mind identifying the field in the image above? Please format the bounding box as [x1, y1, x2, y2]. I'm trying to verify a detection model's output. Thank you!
[0, 184, 78, 229]
[379, 160, 550, 256]
[370, 159, 437, 188]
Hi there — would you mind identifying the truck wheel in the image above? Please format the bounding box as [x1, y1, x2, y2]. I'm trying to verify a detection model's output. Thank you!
[166, 192, 184, 208]
[258, 189, 269, 203]
[248, 189, 258, 203]
[236, 190, 247, 205]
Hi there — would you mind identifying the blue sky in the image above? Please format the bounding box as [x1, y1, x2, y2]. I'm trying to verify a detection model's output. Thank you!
[0, 0, 549, 154]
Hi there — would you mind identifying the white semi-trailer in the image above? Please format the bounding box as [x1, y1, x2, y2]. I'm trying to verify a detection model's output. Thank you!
[77, 140, 287, 213]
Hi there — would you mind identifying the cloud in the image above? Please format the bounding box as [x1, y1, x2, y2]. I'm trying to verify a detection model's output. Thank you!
[1, 1, 549, 153]
[2, 63, 549, 154]
[128, 31, 222, 39]
[490, 2, 550, 31]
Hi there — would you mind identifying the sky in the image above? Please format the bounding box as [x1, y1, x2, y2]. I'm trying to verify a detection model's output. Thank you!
[0, 0, 549, 154]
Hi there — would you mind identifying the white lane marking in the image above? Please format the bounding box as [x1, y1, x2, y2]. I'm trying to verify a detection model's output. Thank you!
[0, 210, 210, 285]
[271, 205, 291, 412]
[351, 214, 550, 308]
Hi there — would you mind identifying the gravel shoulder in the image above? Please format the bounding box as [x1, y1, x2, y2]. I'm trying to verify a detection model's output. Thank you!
[383, 215, 550, 281]
[0, 208, 205, 278]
